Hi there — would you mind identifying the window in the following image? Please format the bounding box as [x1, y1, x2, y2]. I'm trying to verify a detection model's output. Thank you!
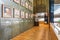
[54, 4, 60, 23]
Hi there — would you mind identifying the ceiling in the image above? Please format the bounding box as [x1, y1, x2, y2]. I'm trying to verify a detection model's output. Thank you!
[33, 0, 49, 13]
[54, 0, 60, 4]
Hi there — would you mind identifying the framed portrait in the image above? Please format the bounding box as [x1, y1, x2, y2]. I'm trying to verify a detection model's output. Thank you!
[25, 13, 28, 18]
[31, 14, 34, 19]
[26, 2, 28, 8]
[13, 0, 20, 4]
[31, 6, 32, 10]
[28, 13, 31, 18]
[2, 4, 12, 18]
[13, 8, 20, 18]
[21, 11, 25, 18]
[29, 5, 31, 10]
[29, 5, 32, 10]
[0, 5, 2, 18]
[21, 0, 25, 6]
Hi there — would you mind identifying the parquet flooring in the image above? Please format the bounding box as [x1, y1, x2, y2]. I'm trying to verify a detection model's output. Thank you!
[11, 22, 51, 40]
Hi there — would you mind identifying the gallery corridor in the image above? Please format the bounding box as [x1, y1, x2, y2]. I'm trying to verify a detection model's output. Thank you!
[0, 0, 60, 40]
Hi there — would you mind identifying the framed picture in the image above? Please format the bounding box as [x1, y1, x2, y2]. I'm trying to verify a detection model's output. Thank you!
[0, 5, 2, 18]
[29, 13, 31, 18]
[21, 11, 25, 18]
[21, 0, 25, 6]
[29, 5, 32, 10]
[31, 14, 33, 19]
[25, 13, 28, 18]
[13, 0, 20, 4]
[0, 13, 1, 18]
[26, 2, 28, 8]
[2, 4, 13, 18]
[13, 8, 20, 18]
[29, 5, 31, 10]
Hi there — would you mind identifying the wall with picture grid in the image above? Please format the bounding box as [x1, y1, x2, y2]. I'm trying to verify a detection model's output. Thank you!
[0, 0, 33, 40]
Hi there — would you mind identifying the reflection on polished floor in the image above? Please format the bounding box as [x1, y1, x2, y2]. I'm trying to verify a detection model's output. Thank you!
[11, 22, 51, 40]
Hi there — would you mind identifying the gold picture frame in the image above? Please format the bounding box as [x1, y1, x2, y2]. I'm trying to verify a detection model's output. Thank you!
[13, 0, 20, 4]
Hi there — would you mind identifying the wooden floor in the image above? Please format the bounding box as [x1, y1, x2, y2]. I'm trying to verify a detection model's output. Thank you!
[11, 22, 51, 40]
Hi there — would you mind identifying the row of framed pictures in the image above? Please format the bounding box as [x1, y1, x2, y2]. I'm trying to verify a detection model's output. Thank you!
[0, 4, 33, 18]
[13, 0, 32, 10]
